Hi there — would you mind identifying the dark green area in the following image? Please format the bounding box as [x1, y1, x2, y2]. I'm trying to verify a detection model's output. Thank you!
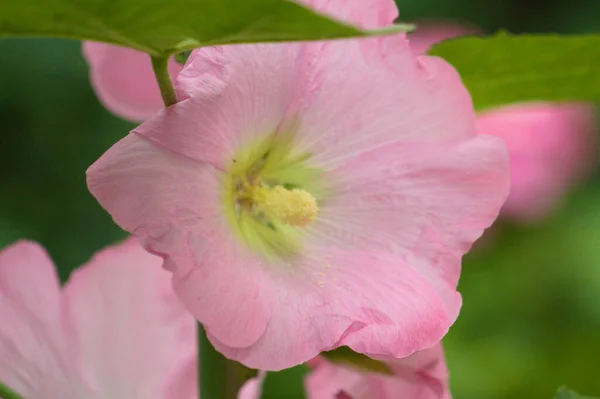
[261, 365, 309, 399]
[0, 0, 599, 398]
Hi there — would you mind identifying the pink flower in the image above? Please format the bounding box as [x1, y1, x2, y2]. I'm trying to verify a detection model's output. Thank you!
[409, 22, 597, 222]
[0, 238, 196, 399]
[241, 345, 451, 399]
[86, 0, 509, 370]
[83, 42, 183, 122]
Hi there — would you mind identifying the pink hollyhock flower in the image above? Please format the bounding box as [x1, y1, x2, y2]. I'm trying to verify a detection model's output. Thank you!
[409, 22, 597, 222]
[0, 238, 196, 399]
[83, 42, 183, 122]
[86, 0, 509, 370]
[240, 345, 450, 399]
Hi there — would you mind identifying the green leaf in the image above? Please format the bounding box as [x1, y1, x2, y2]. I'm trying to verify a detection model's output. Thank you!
[0, 0, 402, 56]
[555, 386, 599, 399]
[261, 364, 310, 399]
[430, 33, 600, 111]
[0, 381, 25, 399]
[321, 346, 394, 375]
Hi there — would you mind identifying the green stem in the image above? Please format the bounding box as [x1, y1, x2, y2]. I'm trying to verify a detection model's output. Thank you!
[0, 382, 24, 399]
[199, 323, 245, 399]
[150, 55, 177, 107]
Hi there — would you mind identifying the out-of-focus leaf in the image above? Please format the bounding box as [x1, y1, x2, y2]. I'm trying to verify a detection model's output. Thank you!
[322, 346, 394, 375]
[555, 386, 599, 399]
[0, 0, 400, 56]
[261, 364, 309, 399]
[430, 33, 600, 110]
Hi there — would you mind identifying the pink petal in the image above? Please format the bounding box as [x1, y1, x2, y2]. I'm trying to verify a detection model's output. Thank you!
[87, 134, 273, 348]
[237, 370, 267, 399]
[83, 42, 182, 122]
[138, 44, 301, 169]
[207, 246, 455, 369]
[140, 37, 476, 172]
[306, 344, 451, 399]
[62, 237, 196, 398]
[293, 36, 477, 169]
[0, 241, 90, 398]
[408, 21, 480, 55]
[477, 102, 596, 221]
[299, 0, 398, 29]
[315, 136, 509, 288]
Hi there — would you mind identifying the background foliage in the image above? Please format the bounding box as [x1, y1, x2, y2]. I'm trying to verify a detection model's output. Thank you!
[0, 0, 598, 398]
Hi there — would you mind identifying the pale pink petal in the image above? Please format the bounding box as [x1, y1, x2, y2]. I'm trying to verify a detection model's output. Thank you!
[141, 36, 475, 173]
[237, 371, 267, 399]
[299, 0, 397, 29]
[306, 361, 365, 398]
[86, 135, 273, 349]
[408, 21, 480, 55]
[306, 344, 451, 399]
[207, 245, 455, 369]
[142, 44, 301, 169]
[292, 36, 477, 169]
[314, 136, 509, 288]
[477, 102, 596, 221]
[83, 42, 182, 122]
[0, 241, 90, 398]
[63, 237, 196, 398]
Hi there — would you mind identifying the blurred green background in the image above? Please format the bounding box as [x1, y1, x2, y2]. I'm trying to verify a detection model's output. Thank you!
[0, 0, 599, 398]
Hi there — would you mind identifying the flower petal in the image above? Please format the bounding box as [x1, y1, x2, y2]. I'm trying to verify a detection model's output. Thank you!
[83, 42, 182, 122]
[289, 36, 476, 169]
[476, 102, 596, 221]
[62, 238, 195, 398]
[142, 44, 301, 168]
[306, 344, 451, 399]
[237, 370, 267, 399]
[300, 0, 397, 29]
[0, 241, 89, 398]
[314, 135, 509, 287]
[87, 133, 215, 249]
[87, 134, 273, 349]
[207, 245, 455, 370]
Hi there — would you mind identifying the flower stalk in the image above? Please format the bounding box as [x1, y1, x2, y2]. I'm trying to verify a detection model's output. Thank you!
[150, 55, 177, 107]
[199, 324, 246, 399]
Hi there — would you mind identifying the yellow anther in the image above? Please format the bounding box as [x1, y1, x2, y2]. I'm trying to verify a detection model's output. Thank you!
[257, 185, 318, 227]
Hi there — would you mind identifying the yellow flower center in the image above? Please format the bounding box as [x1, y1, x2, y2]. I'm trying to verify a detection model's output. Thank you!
[222, 132, 325, 259]
[256, 185, 318, 227]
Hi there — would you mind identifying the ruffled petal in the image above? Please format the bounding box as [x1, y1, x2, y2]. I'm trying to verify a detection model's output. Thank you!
[87, 134, 273, 349]
[208, 245, 455, 369]
[288, 36, 476, 169]
[306, 344, 451, 399]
